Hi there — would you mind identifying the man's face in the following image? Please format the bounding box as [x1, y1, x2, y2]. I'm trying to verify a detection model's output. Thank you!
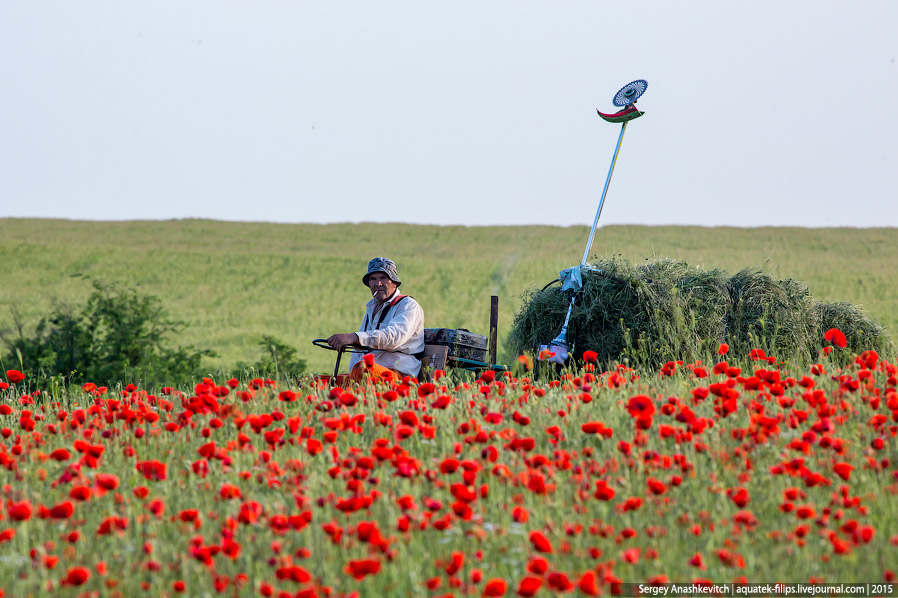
[367, 272, 397, 303]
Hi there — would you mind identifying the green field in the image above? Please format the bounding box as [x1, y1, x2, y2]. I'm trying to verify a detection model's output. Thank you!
[1, 219, 895, 374]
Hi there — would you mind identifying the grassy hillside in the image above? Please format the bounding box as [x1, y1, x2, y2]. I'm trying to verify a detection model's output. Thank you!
[1, 219, 895, 374]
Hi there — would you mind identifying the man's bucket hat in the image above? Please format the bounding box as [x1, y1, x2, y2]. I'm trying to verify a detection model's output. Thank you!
[362, 257, 402, 287]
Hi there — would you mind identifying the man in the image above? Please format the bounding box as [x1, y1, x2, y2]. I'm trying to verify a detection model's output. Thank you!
[327, 257, 425, 383]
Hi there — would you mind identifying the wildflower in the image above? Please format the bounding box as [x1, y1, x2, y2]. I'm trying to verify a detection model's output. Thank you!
[444, 551, 464, 575]
[595, 480, 616, 501]
[647, 477, 667, 495]
[61, 567, 91, 586]
[833, 462, 854, 481]
[135, 460, 167, 481]
[45, 501, 75, 519]
[824, 328, 848, 348]
[95, 473, 120, 491]
[483, 578, 507, 596]
[689, 553, 707, 570]
[626, 395, 655, 419]
[345, 558, 380, 580]
[529, 530, 553, 553]
[7, 501, 33, 521]
[517, 576, 542, 597]
[727, 487, 750, 508]
[578, 571, 600, 596]
[5, 370, 24, 384]
[50, 448, 71, 461]
[527, 556, 549, 575]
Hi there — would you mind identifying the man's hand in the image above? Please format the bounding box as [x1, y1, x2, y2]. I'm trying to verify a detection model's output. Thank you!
[327, 333, 360, 350]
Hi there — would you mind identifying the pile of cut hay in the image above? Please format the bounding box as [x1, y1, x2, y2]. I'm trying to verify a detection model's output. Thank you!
[508, 257, 892, 367]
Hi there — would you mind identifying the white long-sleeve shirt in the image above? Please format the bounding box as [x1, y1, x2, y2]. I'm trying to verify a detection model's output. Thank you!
[348, 289, 424, 377]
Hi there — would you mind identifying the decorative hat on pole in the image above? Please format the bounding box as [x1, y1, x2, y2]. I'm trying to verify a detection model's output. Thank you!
[539, 79, 648, 365]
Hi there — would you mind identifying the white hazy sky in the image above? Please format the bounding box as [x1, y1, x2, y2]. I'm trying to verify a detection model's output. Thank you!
[2, 1, 897, 227]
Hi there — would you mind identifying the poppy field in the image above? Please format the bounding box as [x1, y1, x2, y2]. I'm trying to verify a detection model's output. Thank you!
[2, 337, 897, 597]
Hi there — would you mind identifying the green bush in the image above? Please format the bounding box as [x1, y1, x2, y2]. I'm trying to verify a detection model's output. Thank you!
[1, 281, 215, 386]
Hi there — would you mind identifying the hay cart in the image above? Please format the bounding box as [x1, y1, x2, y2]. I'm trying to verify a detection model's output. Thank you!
[312, 295, 507, 383]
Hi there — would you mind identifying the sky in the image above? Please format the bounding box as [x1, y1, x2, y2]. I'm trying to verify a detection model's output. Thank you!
[2, 1, 897, 228]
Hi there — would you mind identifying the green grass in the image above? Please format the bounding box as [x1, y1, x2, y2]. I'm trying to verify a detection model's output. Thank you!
[1, 219, 896, 375]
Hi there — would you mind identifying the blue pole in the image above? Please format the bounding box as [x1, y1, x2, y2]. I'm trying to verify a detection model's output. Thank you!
[541, 118, 632, 363]
[580, 120, 628, 266]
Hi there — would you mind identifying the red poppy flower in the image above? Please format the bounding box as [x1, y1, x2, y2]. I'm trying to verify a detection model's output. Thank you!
[483, 578, 507, 596]
[689, 553, 707, 570]
[833, 462, 854, 481]
[749, 348, 767, 360]
[445, 551, 464, 575]
[581, 421, 612, 437]
[345, 558, 380, 580]
[527, 556, 549, 575]
[796, 505, 816, 519]
[50, 448, 71, 461]
[529, 530, 553, 553]
[619, 497, 643, 512]
[582, 350, 598, 363]
[7, 500, 32, 521]
[626, 395, 655, 419]
[578, 571, 600, 596]
[136, 460, 167, 481]
[824, 328, 848, 348]
[61, 566, 91, 586]
[718, 343, 729, 355]
[46, 501, 75, 519]
[5, 370, 24, 384]
[727, 487, 750, 508]
[517, 576, 542, 597]
[594, 480, 616, 501]
[69, 486, 91, 501]
[178, 509, 200, 522]
[717, 549, 745, 568]
[95, 473, 119, 491]
[647, 477, 667, 495]
[220, 484, 242, 500]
